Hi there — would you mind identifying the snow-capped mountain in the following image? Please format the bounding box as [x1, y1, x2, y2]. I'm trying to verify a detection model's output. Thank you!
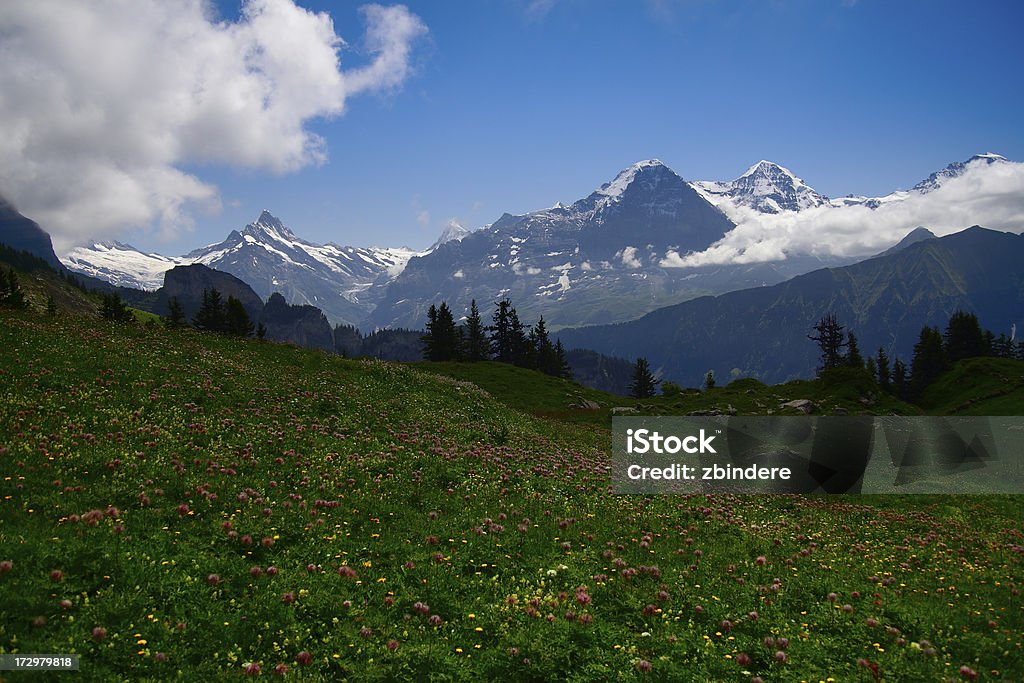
[696, 153, 1012, 216]
[57, 152, 1016, 333]
[911, 152, 1008, 193]
[694, 160, 830, 213]
[429, 221, 472, 251]
[63, 242, 188, 290]
[368, 159, 831, 330]
[62, 211, 425, 326]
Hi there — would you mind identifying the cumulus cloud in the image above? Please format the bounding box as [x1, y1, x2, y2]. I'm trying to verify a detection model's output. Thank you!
[619, 246, 642, 268]
[0, 1, 427, 252]
[662, 160, 1024, 268]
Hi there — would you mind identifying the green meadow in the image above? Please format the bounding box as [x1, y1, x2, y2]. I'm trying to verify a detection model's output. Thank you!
[1, 305, 1022, 681]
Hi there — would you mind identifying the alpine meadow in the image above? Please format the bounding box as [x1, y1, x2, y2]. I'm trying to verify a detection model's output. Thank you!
[3, 1, 1024, 681]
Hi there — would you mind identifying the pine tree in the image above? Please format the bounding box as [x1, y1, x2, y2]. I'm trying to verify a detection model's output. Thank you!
[992, 333, 1014, 359]
[704, 370, 716, 390]
[553, 339, 572, 379]
[193, 289, 226, 332]
[0, 268, 28, 309]
[845, 331, 863, 367]
[943, 310, 985, 362]
[892, 358, 908, 399]
[489, 298, 515, 363]
[808, 313, 847, 374]
[630, 357, 658, 398]
[875, 347, 891, 392]
[507, 305, 529, 367]
[463, 299, 489, 361]
[256, 322, 267, 341]
[225, 296, 254, 337]
[101, 291, 133, 323]
[532, 316, 558, 376]
[435, 302, 462, 360]
[910, 325, 947, 399]
[164, 296, 186, 328]
[421, 304, 439, 360]
[421, 302, 461, 361]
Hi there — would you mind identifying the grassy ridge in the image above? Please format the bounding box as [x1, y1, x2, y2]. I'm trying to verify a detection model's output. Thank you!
[1, 311, 1023, 681]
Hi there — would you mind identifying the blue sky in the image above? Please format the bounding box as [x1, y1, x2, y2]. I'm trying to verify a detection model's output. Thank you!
[3, 0, 1023, 254]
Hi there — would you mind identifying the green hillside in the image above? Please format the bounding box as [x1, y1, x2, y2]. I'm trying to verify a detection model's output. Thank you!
[1, 298, 1023, 680]
[918, 357, 1024, 415]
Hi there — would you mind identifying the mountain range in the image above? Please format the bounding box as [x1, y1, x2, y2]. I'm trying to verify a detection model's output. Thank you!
[558, 226, 1023, 386]
[58, 153, 1012, 332]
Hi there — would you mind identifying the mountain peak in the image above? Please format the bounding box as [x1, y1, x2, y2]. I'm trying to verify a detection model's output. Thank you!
[912, 153, 1010, 193]
[740, 159, 796, 179]
[429, 221, 471, 251]
[596, 159, 677, 200]
[244, 210, 297, 241]
[697, 159, 827, 213]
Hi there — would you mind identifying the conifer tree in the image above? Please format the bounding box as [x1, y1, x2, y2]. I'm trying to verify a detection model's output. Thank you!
[421, 304, 439, 360]
[845, 331, 863, 367]
[489, 298, 515, 363]
[507, 305, 529, 367]
[256, 322, 267, 341]
[943, 310, 985, 361]
[809, 313, 847, 374]
[630, 357, 658, 398]
[463, 299, 489, 361]
[0, 268, 28, 309]
[421, 302, 461, 361]
[101, 291, 133, 323]
[553, 339, 572, 379]
[875, 347, 891, 391]
[225, 296, 254, 337]
[892, 357, 908, 399]
[992, 333, 1013, 359]
[532, 316, 558, 375]
[910, 326, 946, 399]
[193, 289, 226, 332]
[164, 296, 186, 328]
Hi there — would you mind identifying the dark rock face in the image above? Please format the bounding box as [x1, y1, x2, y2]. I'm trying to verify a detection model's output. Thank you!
[157, 264, 264, 323]
[0, 195, 62, 268]
[260, 293, 334, 352]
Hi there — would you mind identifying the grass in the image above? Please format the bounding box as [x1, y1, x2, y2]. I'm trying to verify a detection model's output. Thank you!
[1, 308, 1023, 681]
[918, 357, 1024, 415]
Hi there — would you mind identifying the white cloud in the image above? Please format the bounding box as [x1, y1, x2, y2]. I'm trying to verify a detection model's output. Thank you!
[0, 1, 427, 252]
[416, 210, 432, 227]
[620, 246, 642, 268]
[662, 161, 1024, 267]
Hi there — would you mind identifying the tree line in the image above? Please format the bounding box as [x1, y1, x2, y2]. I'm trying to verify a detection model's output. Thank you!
[811, 310, 1013, 402]
[420, 298, 573, 379]
[164, 289, 266, 339]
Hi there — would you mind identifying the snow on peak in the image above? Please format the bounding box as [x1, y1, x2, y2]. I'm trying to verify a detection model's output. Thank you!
[912, 152, 1010, 193]
[596, 159, 673, 199]
[971, 152, 1007, 162]
[244, 210, 300, 244]
[430, 220, 471, 250]
[740, 159, 799, 181]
